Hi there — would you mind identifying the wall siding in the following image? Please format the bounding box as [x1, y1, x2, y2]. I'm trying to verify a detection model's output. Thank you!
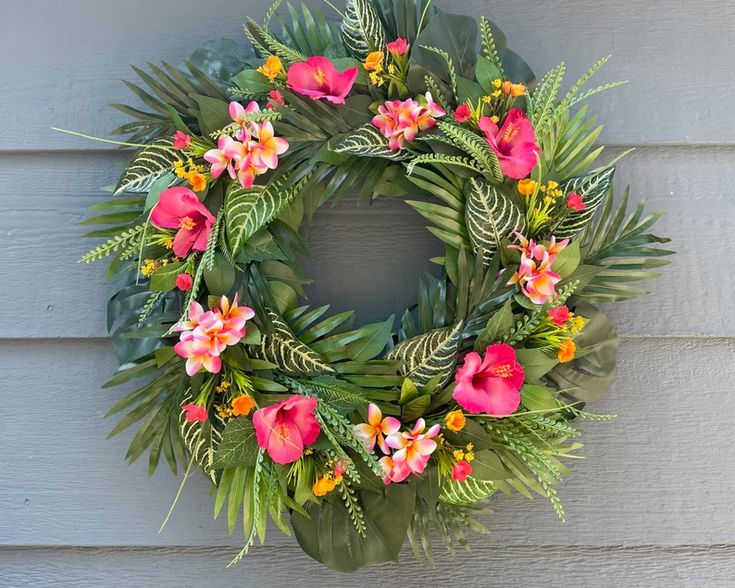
[1, 0, 732, 586]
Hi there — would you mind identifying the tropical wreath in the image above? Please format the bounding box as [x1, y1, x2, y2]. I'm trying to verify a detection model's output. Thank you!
[74, 0, 673, 572]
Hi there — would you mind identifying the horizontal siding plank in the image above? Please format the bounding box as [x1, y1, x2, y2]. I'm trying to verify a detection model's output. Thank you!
[0, 147, 729, 338]
[2, 0, 734, 150]
[2, 545, 735, 587]
[1, 337, 733, 547]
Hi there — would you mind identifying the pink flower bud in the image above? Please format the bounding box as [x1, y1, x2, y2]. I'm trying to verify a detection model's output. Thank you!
[454, 103, 471, 123]
[386, 37, 409, 56]
[175, 273, 193, 291]
[567, 192, 586, 211]
[172, 131, 191, 150]
[181, 403, 208, 422]
[451, 460, 473, 482]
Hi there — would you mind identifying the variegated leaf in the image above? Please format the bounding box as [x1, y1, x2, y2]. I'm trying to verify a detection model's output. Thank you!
[341, 0, 386, 60]
[255, 309, 334, 376]
[332, 124, 408, 161]
[439, 477, 497, 506]
[225, 176, 299, 256]
[386, 322, 463, 386]
[554, 166, 615, 239]
[465, 177, 525, 264]
[114, 139, 178, 195]
[179, 393, 225, 483]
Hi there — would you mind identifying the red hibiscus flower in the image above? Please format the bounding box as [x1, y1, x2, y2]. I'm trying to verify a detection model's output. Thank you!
[286, 56, 358, 104]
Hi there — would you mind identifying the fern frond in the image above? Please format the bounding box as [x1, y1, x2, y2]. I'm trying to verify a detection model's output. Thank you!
[79, 224, 146, 263]
[480, 17, 503, 73]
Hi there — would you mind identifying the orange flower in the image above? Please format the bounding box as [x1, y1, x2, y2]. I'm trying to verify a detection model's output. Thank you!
[501, 80, 513, 94]
[231, 394, 256, 417]
[557, 340, 576, 363]
[312, 475, 338, 497]
[444, 409, 466, 432]
[257, 55, 283, 81]
[186, 170, 207, 192]
[510, 83, 526, 97]
[363, 51, 384, 72]
[517, 178, 538, 196]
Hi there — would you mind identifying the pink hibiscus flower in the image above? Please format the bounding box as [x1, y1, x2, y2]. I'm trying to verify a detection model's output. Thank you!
[287, 56, 358, 104]
[453, 344, 525, 416]
[478, 108, 540, 179]
[150, 187, 215, 258]
[252, 395, 321, 464]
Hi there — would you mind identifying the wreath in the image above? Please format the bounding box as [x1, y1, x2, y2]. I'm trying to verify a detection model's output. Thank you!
[75, 0, 673, 572]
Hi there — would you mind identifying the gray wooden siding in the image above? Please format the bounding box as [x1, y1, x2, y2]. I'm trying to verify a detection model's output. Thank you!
[1, 0, 733, 586]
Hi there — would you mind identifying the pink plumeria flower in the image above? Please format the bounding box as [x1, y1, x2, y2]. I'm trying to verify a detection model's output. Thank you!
[228, 100, 260, 140]
[371, 93, 445, 150]
[175, 330, 223, 376]
[354, 403, 401, 455]
[250, 121, 289, 170]
[379, 454, 412, 484]
[385, 418, 441, 474]
[204, 135, 238, 179]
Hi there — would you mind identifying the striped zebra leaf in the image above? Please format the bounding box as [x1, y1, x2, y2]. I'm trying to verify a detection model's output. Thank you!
[256, 309, 334, 375]
[465, 177, 525, 264]
[341, 0, 386, 60]
[114, 139, 178, 195]
[179, 395, 225, 483]
[439, 476, 497, 506]
[332, 124, 408, 160]
[554, 166, 615, 239]
[225, 175, 300, 256]
[386, 321, 463, 387]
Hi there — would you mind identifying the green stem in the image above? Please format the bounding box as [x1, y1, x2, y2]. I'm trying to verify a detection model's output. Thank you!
[51, 127, 151, 149]
[158, 453, 195, 533]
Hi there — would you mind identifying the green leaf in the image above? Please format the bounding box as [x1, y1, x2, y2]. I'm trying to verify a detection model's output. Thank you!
[521, 383, 559, 412]
[225, 175, 303, 256]
[469, 449, 511, 481]
[546, 302, 619, 404]
[554, 166, 615, 239]
[475, 300, 513, 349]
[203, 252, 236, 295]
[412, 10, 478, 80]
[291, 483, 415, 572]
[341, 0, 386, 59]
[332, 124, 409, 160]
[150, 260, 186, 292]
[231, 68, 273, 95]
[515, 348, 558, 381]
[191, 94, 231, 135]
[114, 139, 178, 195]
[345, 315, 394, 361]
[444, 418, 494, 450]
[179, 397, 223, 483]
[465, 177, 525, 264]
[144, 172, 176, 210]
[255, 309, 334, 375]
[386, 321, 463, 387]
[440, 476, 496, 506]
[401, 393, 431, 420]
[475, 55, 502, 93]
[551, 240, 580, 278]
[212, 418, 259, 469]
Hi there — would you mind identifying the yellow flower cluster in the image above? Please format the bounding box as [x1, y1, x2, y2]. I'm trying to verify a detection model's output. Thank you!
[174, 159, 207, 192]
[539, 180, 563, 206]
[452, 442, 475, 462]
[568, 314, 586, 335]
[215, 380, 231, 393]
[215, 404, 235, 421]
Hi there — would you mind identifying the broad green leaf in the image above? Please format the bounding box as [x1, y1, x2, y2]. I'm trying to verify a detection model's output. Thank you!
[401, 393, 431, 420]
[515, 348, 558, 381]
[386, 321, 463, 387]
[212, 418, 259, 469]
[546, 302, 619, 404]
[465, 177, 525, 264]
[332, 124, 409, 160]
[521, 383, 559, 412]
[179, 395, 224, 483]
[191, 94, 230, 135]
[552, 240, 580, 278]
[291, 483, 415, 572]
[412, 10, 478, 80]
[150, 260, 186, 292]
[203, 252, 236, 295]
[475, 300, 513, 349]
[341, 0, 386, 59]
[231, 68, 273, 95]
[475, 55, 502, 93]
[114, 139, 178, 195]
[469, 449, 511, 481]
